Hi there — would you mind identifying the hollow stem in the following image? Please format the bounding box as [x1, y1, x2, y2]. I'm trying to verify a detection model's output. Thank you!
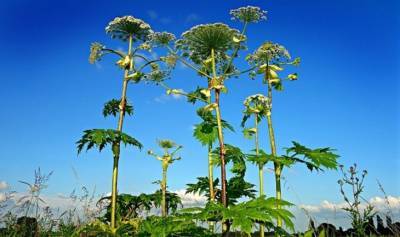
[255, 115, 265, 237]
[110, 35, 133, 229]
[211, 48, 229, 236]
[161, 164, 167, 217]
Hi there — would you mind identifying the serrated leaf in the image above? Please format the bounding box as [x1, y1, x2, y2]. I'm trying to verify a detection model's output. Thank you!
[103, 99, 133, 117]
[76, 129, 142, 154]
[285, 141, 339, 171]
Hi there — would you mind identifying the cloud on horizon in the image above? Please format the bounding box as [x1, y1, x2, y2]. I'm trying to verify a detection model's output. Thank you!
[1, 187, 399, 232]
[147, 10, 172, 25]
[0, 181, 8, 190]
[153, 89, 184, 103]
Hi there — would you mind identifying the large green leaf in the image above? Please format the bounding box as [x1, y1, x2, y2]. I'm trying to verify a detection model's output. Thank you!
[247, 149, 294, 167]
[212, 144, 246, 177]
[76, 129, 142, 154]
[180, 196, 294, 235]
[284, 141, 339, 171]
[193, 108, 234, 146]
[103, 99, 133, 117]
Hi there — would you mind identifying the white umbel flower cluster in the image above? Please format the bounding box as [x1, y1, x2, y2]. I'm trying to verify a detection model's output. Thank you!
[105, 16, 153, 41]
[150, 31, 176, 46]
[243, 94, 271, 113]
[246, 42, 291, 65]
[230, 6, 267, 23]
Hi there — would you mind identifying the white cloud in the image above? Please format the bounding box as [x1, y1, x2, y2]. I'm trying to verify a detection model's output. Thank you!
[147, 10, 172, 24]
[0, 181, 8, 190]
[154, 90, 184, 103]
[174, 189, 207, 207]
[185, 13, 200, 23]
[160, 17, 172, 25]
[0, 193, 6, 202]
[300, 196, 400, 214]
[147, 10, 158, 20]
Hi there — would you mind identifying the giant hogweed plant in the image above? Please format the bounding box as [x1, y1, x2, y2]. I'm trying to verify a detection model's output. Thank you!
[159, 7, 267, 213]
[192, 106, 234, 205]
[77, 16, 174, 230]
[147, 139, 182, 217]
[246, 42, 299, 228]
[245, 42, 340, 229]
[241, 94, 270, 236]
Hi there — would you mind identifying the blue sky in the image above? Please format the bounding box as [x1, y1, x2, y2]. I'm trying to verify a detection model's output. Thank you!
[0, 0, 399, 218]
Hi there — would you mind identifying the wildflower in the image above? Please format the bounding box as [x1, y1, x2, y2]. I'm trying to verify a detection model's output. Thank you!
[230, 6, 267, 23]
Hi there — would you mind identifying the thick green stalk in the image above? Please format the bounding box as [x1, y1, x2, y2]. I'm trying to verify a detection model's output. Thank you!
[161, 164, 167, 217]
[211, 48, 228, 236]
[215, 90, 229, 235]
[255, 115, 263, 196]
[110, 35, 133, 229]
[266, 81, 282, 229]
[207, 93, 215, 203]
[207, 73, 216, 233]
[255, 115, 265, 237]
[211, 48, 227, 207]
[208, 144, 215, 201]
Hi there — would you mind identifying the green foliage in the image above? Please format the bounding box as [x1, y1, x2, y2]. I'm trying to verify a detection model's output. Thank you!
[186, 175, 255, 206]
[212, 144, 246, 177]
[76, 129, 142, 154]
[247, 149, 293, 168]
[180, 197, 294, 235]
[157, 140, 177, 150]
[284, 141, 339, 171]
[187, 145, 256, 205]
[193, 108, 234, 146]
[103, 99, 134, 117]
[242, 127, 256, 139]
[99, 193, 153, 221]
[72, 219, 139, 237]
[225, 176, 256, 203]
[247, 141, 338, 173]
[143, 69, 170, 84]
[137, 215, 214, 237]
[186, 176, 219, 201]
[99, 191, 182, 222]
[186, 87, 209, 104]
[150, 190, 183, 215]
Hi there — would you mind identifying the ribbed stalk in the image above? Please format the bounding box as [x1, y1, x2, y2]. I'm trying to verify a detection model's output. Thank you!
[211, 48, 227, 208]
[208, 91, 215, 203]
[110, 35, 133, 229]
[161, 165, 167, 217]
[215, 90, 228, 236]
[266, 102, 282, 229]
[264, 62, 282, 229]
[208, 145, 215, 201]
[255, 115, 265, 237]
[211, 48, 228, 236]
[207, 145, 215, 232]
